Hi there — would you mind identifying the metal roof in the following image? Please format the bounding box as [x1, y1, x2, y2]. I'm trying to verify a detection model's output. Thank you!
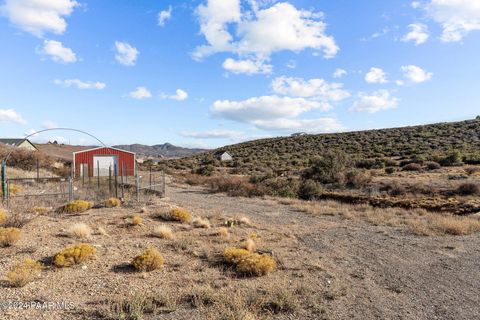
[72, 146, 136, 155]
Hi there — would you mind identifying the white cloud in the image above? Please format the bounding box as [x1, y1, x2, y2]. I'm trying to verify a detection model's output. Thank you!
[0, 109, 26, 124]
[402, 23, 429, 45]
[194, 1, 338, 63]
[425, 0, 480, 42]
[271, 76, 350, 110]
[351, 90, 399, 113]
[40, 40, 76, 63]
[180, 129, 243, 139]
[401, 65, 433, 83]
[333, 68, 347, 78]
[365, 67, 388, 84]
[54, 79, 106, 90]
[158, 6, 172, 27]
[411, 1, 421, 9]
[129, 87, 151, 100]
[0, 0, 79, 37]
[222, 58, 272, 75]
[115, 41, 139, 66]
[161, 89, 188, 101]
[211, 95, 324, 124]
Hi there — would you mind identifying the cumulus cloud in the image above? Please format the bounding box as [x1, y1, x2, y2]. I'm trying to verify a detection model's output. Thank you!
[223, 58, 272, 75]
[180, 129, 243, 139]
[425, 0, 480, 42]
[402, 23, 429, 45]
[0, 108, 26, 124]
[351, 90, 399, 113]
[365, 67, 388, 84]
[115, 41, 139, 66]
[333, 68, 347, 78]
[0, 0, 79, 37]
[161, 89, 189, 101]
[194, 1, 338, 69]
[401, 65, 433, 83]
[129, 87, 151, 100]
[271, 76, 350, 110]
[40, 40, 76, 63]
[54, 79, 106, 90]
[158, 6, 172, 27]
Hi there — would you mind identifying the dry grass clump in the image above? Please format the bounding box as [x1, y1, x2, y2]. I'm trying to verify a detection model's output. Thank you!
[408, 213, 480, 236]
[0, 227, 22, 247]
[223, 247, 276, 276]
[32, 206, 49, 214]
[152, 225, 173, 239]
[163, 207, 192, 223]
[57, 200, 92, 214]
[132, 248, 164, 271]
[67, 222, 92, 239]
[53, 243, 96, 267]
[1, 212, 35, 228]
[238, 216, 252, 226]
[192, 217, 211, 229]
[241, 238, 256, 252]
[0, 209, 7, 225]
[132, 215, 143, 226]
[6, 258, 43, 287]
[217, 227, 230, 238]
[97, 226, 108, 236]
[105, 197, 121, 208]
[8, 183, 22, 195]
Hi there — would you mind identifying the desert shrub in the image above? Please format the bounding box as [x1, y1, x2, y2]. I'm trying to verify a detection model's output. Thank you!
[152, 225, 173, 239]
[457, 183, 480, 196]
[241, 239, 256, 252]
[297, 179, 322, 200]
[132, 248, 164, 271]
[217, 227, 230, 238]
[53, 243, 96, 267]
[425, 161, 441, 170]
[236, 253, 276, 276]
[132, 215, 142, 226]
[402, 163, 422, 171]
[0, 227, 22, 247]
[0, 209, 7, 225]
[464, 153, 480, 165]
[208, 176, 266, 197]
[105, 198, 121, 208]
[1, 148, 54, 171]
[32, 207, 49, 214]
[439, 150, 463, 166]
[223, 247, 251, 264]
[302, 150, 350, 185]
[259, 178, 299, 198]
[106, 294, 159, 320]
[8, 184, 22, 195]
[68, 222, 92, 239]
[165, 208, 192, 223]
[195, 164, 215, 176]
[465, 167, 480, 175]
[345, 170, 371, 188]
[385, 167, 395, 174]
[384, 159, 398, 167]
[381, 182, 406, 196]
[192, 217, 211, 229]
[1, 212, 34, 228]
[57, 200, 92, 213]
[6, 258, 43, 287]
[356, 158, 384, 169]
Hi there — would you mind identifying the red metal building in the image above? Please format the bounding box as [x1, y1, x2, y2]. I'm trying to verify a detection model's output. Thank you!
[73, 147, 136, 177]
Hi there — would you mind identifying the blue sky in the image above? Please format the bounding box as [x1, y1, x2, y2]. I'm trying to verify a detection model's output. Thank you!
[0, 0, 479, 148]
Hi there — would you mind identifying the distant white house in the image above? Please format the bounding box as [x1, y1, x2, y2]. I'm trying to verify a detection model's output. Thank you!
[0, 138, 37, 151]
[215, 151, 233, 162]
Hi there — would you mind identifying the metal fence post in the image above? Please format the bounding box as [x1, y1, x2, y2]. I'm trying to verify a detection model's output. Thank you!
[109, 165, 112, 195]
[114, 164, 118, 199]
[68, 177, 73, 202]
[1, 161, 6, 202]
[97, 161, 100, 189]
[136, 174, 140, 202]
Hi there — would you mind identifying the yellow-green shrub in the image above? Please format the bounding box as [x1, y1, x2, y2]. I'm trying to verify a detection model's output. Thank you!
[32, 207, 49, 214]
[132, 215, 142, 226]
[223, 247, 251, 264]
[0, 209, 7, 225]
[53, 243, 96, 267]
[105, 198, 121, 208]
[223, 246, 276, 276]
[166, 208, 192, 223]
[236, 253, 276, 276]
[6, 259, 43, 287]
[57, 200, 92, 214]
[0, 227, 22, 247]
[132, 248, 164, 271]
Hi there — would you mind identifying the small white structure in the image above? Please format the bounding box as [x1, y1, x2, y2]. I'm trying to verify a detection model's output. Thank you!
[216, 151, 233, 162]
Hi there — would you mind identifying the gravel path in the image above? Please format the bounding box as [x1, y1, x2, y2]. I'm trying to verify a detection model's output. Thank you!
[168, 185, 480, 320]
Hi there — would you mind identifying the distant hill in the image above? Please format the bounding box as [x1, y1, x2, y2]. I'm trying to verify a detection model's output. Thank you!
[113, 143, 208, 158]
[165, 119, 480, 173]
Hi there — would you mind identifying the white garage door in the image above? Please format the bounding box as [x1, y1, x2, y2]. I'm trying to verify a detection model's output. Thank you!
[93, 156, 116, 177]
